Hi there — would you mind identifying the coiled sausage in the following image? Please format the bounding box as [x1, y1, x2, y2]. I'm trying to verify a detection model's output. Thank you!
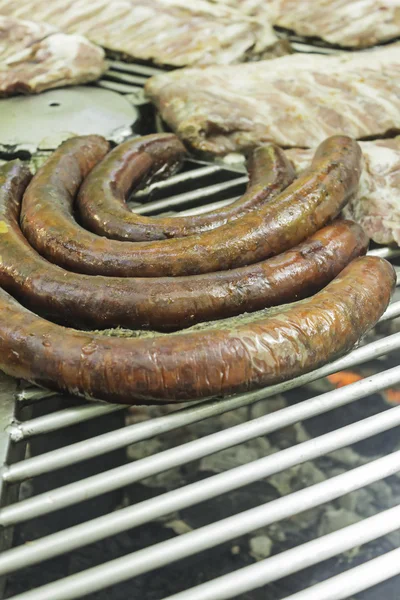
[0, 256, 394, 403]
[20, 135, 362, 277]
[77, 134, 295, 241]
[0, 161, 367, 331]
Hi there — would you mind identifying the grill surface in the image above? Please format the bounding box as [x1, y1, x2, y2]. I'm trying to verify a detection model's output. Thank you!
[97, 59, 164, 105]
[0, 59, 399, 600]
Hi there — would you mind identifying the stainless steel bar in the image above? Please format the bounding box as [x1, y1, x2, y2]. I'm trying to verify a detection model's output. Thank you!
[8, 450, 400, 600]
[104, 70, 148, 86]
[7, 403, 125, 443]
[282, 547, 400, 600]
[379, 298, 400, 321]
[0, 375, 18, 487]
[133, 165, 225, 198]
[133, 176, 248, 214]
[124, 90, 148, 106]
[163, 505, 400, 600]
[289, 42, 341, 55]
[97, 80, 140, 94]
[196, 158, 247, 174]
[5, 325, 400, 466]
[0, 374, 22, 599]
[368, 246, 400, 259]
[16, 389, 57, 403]
[107, 59, 164, 77]
[2, 397, 400, 576]
[1, 365, 400, 528]
[178, 197, 236, 216]
[283, 33, 341, 50]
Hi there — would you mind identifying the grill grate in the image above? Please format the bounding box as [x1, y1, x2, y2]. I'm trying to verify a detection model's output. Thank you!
[2, 343, 400, 599]
[96, 59, 164, 105]
[0, 60, 400, 600]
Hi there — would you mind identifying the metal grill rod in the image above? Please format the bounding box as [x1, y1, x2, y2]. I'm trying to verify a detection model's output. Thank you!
[133, 176, 248, 215]
[164, 504, 400, 600]
[379, 298, 400, 321]
[107, 59, 164, 77]
[1, 364, 400, 531]
[16, 389, 57, 404]
[6, 402, 125, 443]
[2, 392, 400, 576]
[367, 246, 400, 259]
[178, 197, 236, 216]
[8, 448, 400, 600]
[6, 327, 400, 484]
[103, 70, 148, 86]
[133, 164, 224, 198]
[97, 79, 138, 94]
[289, 41, 341, 54]
[283, 546, 400, 600]
[6, 303, 400, 445]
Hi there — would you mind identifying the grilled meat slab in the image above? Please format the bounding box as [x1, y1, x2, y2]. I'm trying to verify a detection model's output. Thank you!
[145, 45, 400, 154]
[0, 16, 105, 96]
[269, 0, 400, 48]
[212, 0, 400, 48]
[0, 0, 283, 67]
[287, 139, 400, 247]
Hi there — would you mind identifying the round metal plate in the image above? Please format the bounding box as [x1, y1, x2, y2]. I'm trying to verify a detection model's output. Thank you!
[0, 86, 139, 154]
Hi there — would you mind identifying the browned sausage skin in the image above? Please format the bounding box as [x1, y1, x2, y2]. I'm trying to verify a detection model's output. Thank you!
[0, 161, 368, 331]
[77, 133, 187, 240]
[77, 135, 295, 241]
[0, 256, 394, 404]
[20, 135, 362, 277]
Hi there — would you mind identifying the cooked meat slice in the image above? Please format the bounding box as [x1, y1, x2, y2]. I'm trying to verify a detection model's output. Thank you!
[0, 0, 283, 67]
[269, 0, 400, 49]
[0, 16, 56, 60]
[286, 139, 400, 247]
[208, 0, 281, 49]
[210, 0, 400, 48]
[145, 45, 400, 154]
[210, 0, 271, 16]
[0, 16, 105, 96]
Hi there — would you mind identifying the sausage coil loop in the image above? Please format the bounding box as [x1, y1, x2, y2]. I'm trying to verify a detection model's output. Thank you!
[0, 134, 394, 404]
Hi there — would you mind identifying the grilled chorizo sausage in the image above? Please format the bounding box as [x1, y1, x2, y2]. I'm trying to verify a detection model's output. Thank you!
[20, 135, 362, 277]
[77, 135, 295, 241]
[0, 256, 394, 403]
[0, 161, 368, 331]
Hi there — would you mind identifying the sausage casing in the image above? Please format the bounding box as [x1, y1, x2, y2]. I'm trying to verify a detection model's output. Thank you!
[0, 256, 394, 403]
[77, 134, 295, 241]
[0, 161, 368, 331]
[20, 135, 362, 277]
